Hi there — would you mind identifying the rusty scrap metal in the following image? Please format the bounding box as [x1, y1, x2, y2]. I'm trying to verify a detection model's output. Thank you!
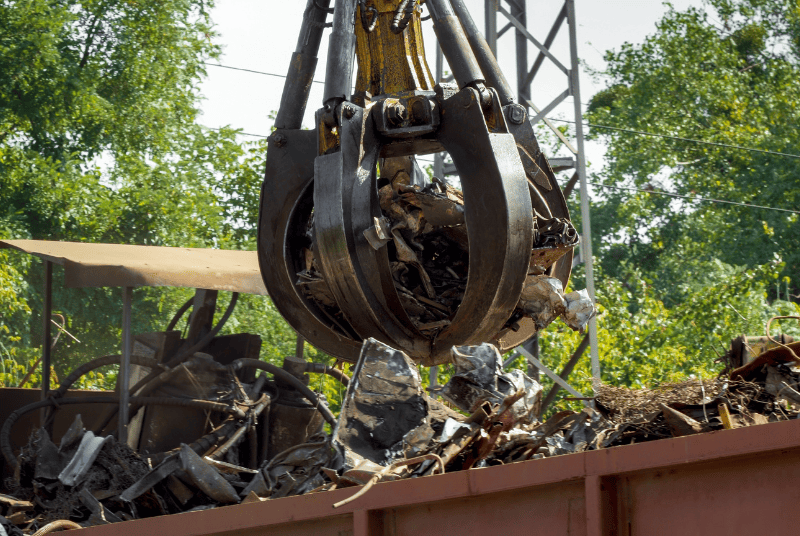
[5, 318, 800, 531]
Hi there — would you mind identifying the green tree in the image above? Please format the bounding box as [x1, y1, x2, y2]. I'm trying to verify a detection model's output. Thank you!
[585, 0, 800, 303]
[0, 0, 298, 386]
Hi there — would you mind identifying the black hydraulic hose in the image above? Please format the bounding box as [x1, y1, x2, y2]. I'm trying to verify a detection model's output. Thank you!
[304, 362, 350, 386]
[93, 292, 241, 434]
[52, 354, 161, 399]
[391, 0, 415, 34]
[230, 359, 337, 426]
[1, 396, 245, 470]
[130, 292, 240, 397]
[166, 296, 194, 332]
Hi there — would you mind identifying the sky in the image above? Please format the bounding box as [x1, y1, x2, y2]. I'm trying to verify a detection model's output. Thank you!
[198, 0, 704, 171]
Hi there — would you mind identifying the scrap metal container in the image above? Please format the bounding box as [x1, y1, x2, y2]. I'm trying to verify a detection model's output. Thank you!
[72, 416, 800, 536]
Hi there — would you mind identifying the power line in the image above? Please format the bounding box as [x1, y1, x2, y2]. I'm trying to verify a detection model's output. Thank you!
[203, 61, 800, 162]
[549, 118, 800, 161]
[203, 62, 325, 85]
[209, 128, 798, 215]
[205, 126, 270, 139]
[584, 181, 800, 216]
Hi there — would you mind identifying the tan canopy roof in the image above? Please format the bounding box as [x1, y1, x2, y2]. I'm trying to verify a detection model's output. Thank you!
[0, 240, 268, 295]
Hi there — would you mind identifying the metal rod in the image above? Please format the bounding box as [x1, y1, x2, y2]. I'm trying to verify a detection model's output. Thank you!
[40, 260, 52, 428]
[539, 334, 590, 415]
[529, 88, 569, 124]
[512, 0, 529, 103]
[450, 0, 515, 105]
[524, 97, 577, 154]
[434, 43, 444, 179]
[562, 171, 579, 199]
[566, 0, 600, 383]
[295, 334, 305, 360]
[323, 0, 358, 107]
[517, 346, 584, 400]
[119, 286, 133, 444]
[427, 0, 485, 89]
[275, 0, 332, 129]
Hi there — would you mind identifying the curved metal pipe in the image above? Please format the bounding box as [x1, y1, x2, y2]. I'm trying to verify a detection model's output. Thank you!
[230, 359, 337, 426]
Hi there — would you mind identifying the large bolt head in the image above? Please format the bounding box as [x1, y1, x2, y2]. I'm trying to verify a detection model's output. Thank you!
[271, 132, 287, 147]
[386, 102, 409, 126]
[509, 104, 527, 125]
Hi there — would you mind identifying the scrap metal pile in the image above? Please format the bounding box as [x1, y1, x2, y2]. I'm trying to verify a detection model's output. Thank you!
[2, 334, 799, 532]
[299, 175, 584, 339]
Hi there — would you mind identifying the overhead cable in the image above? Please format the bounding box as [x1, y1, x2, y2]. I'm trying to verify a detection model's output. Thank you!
[202, 62, 800, 161]
[549, 118, 800, 161]
[583, 182, 800, 216]
[203, 62, 325, 84]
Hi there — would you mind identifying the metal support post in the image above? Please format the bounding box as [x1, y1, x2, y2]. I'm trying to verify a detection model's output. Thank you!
[119, 286, 133, 444]
[485, 0, 497, 55]
[512, 0, 529, 103]
[433, 45, 444, 179]
[40, 260, 52, 428]
[566, 0, 599, 382]
[521, 336, 539, 381]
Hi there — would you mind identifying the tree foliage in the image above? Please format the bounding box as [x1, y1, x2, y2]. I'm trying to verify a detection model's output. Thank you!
[585, 0, 800, 303]
[0, 0, 278, 387]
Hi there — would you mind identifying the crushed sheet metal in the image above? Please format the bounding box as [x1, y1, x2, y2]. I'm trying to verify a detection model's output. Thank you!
[436, 343, 542, 424]
[438, 418, 473, 443]
[262, 439, 332, 499]
[562, 289, 597, 332]
[334, 338, 432, 468]
[119, 454, 181, 503]
[0, 240, 267, 294]
[516, 275, 566, 330]
[58, 431, 112, 487]
[179, 444, 240, 504]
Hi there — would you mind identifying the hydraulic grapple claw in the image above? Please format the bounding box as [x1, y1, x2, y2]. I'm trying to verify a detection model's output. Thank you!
[258, 0, 576, 364]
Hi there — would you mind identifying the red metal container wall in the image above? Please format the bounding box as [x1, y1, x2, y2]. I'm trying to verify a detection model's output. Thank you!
[68, 417, 800, 536]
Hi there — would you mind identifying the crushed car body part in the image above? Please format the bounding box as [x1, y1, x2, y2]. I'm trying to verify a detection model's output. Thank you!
[334, 339, 433, 468]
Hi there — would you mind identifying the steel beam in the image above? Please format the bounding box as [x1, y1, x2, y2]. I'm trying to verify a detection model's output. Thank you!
[517, 345, 584, 399]
[40, 260, 52, 428]
[566, 0, 599, 381]
[119, 286, 132, 444]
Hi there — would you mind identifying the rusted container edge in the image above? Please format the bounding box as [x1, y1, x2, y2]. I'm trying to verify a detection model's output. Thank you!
[81, 417, 800, 536]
